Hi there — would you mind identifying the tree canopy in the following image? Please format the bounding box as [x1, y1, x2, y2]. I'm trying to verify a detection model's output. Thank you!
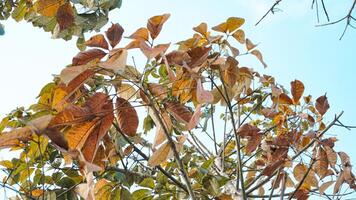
[0, 5, 356, 200]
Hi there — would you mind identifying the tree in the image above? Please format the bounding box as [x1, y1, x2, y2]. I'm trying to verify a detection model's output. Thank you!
[0, 13, 355, 200]
[0, 0, 122, 46]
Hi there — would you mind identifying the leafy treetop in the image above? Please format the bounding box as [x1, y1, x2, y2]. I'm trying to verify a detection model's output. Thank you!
[0, 13, 355, 200]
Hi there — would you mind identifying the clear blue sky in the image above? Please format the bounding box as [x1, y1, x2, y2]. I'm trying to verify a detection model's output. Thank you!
[0, 0, 355, 198]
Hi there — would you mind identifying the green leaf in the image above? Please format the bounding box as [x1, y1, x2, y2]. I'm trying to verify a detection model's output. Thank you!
[139, 178, 155, 189]
[132, 189, 151, 200]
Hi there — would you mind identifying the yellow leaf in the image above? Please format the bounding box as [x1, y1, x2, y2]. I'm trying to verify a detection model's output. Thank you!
[31, 189, 44, 197]
[148, 142, 171, 167]
[35, 0, 65, 17]
[212, 17, 245, 33]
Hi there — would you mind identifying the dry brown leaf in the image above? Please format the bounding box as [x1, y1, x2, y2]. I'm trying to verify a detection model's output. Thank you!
[72, 49, 106, 66]
[148, 142, 171, 167]
[85, 34, 109, 50]
[196, 79, 213, 104]
[116, 97, 139, 137]
[251, 49, 267, 68]
[223, 56, 239, 86]
[319, 181, 335, 195]
[186, 104, 202, 131]
[147, 13, 170, 39]
[165, 101, 192, 124]
[236, 123, 260, 137]
[291, 79, 305, 105]
[118, 84, 136, 100]
[315, 95, 330, 116]
[246, 38, 257, 51]
[99, 49, 127, 73]
[105, 23, 124, 48]
[139, 42, 170, 59]
[56, 2, 74, 30]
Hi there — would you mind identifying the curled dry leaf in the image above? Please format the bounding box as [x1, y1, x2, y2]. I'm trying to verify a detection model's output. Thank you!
[186, 104, 202, 131]
[291, 79, 305, 105]
[105, 23, 124, 48]
[315, 95, 330, 116]
[251, 50, 267, 68]
[246, 38, 257, 51]
[85, 34, 109, 50]
[56, 2, 74, 31]
[116, 97, 139, 137]
[72, 49, 107, 66]
[147, 13, 170, 40]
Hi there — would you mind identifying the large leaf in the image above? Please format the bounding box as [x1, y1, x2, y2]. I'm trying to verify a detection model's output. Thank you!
[147, 13, 170, 40]
[116, 97, 139, 137]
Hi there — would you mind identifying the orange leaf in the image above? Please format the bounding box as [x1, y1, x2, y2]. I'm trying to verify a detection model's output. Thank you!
[127, 27, 149, 41]
[85, 34, 109, 50]
[116, 97, 139, 137]
[148, 142, 171, 167]
[105, 23, 124, 48]
[72, 49, 106, 66]
[187, 46, 211, 69]
[315, 95, 330, 116]
[35, 0, 65, 17]
[232, 29, 245, 44]
[56, 2, 74, 31]
[147, 13, 170, 40]
[223, 56, 239, 86]
[291, 80, 305, 104]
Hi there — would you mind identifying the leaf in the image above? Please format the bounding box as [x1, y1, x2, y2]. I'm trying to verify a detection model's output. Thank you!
[291, 79, 305, 105]
[60, 62, 96, 85]
[44, 128, 68, 151]
[273, 93, 293, 105]
[0, 115, 53, 149]
[324, 146, 337, 167]
[196, 79, 214, 104]
[212, 17, 245, 33]
[293, 163, 308, 182]
[85, 34, 109, 50]
[148, 142, 171, 167]
[105, 23, 124, 48]
[127, 27, 149, 41]
[116, 97, 139, 137]
[99, 49, 127, 73]
[32, 189, 45, 197]
[251, 50, 267, 68]
[315, 95, 330, 116]
[246, 133, 262, 154]
[139, 42, 170, 59]
[246, 38, 257, 51]
[319, 181, 334, 194]
[148, 83, 167, 100]
[165, 101, 193, 124]
[193, 22, 208, 37]
[65, 119, 99, 151]
[187, 46, 211, 69]
[35, 0, 65, 17]
[236, 124, 260, 137]
[232, 29, 245, 44]
[147, 13, 170, 40]
[186, 104, 202, 131]
[334, 171, 345, 194]
[223, 56, 239, 86]
[118, 84, 137, 100]
[72, 49, 106, 66]
[56, 2, 74, 31]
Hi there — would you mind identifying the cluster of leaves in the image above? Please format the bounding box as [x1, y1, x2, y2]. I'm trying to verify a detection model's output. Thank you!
[0, 13, 355, 200]
[0, 0, 122, 43]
